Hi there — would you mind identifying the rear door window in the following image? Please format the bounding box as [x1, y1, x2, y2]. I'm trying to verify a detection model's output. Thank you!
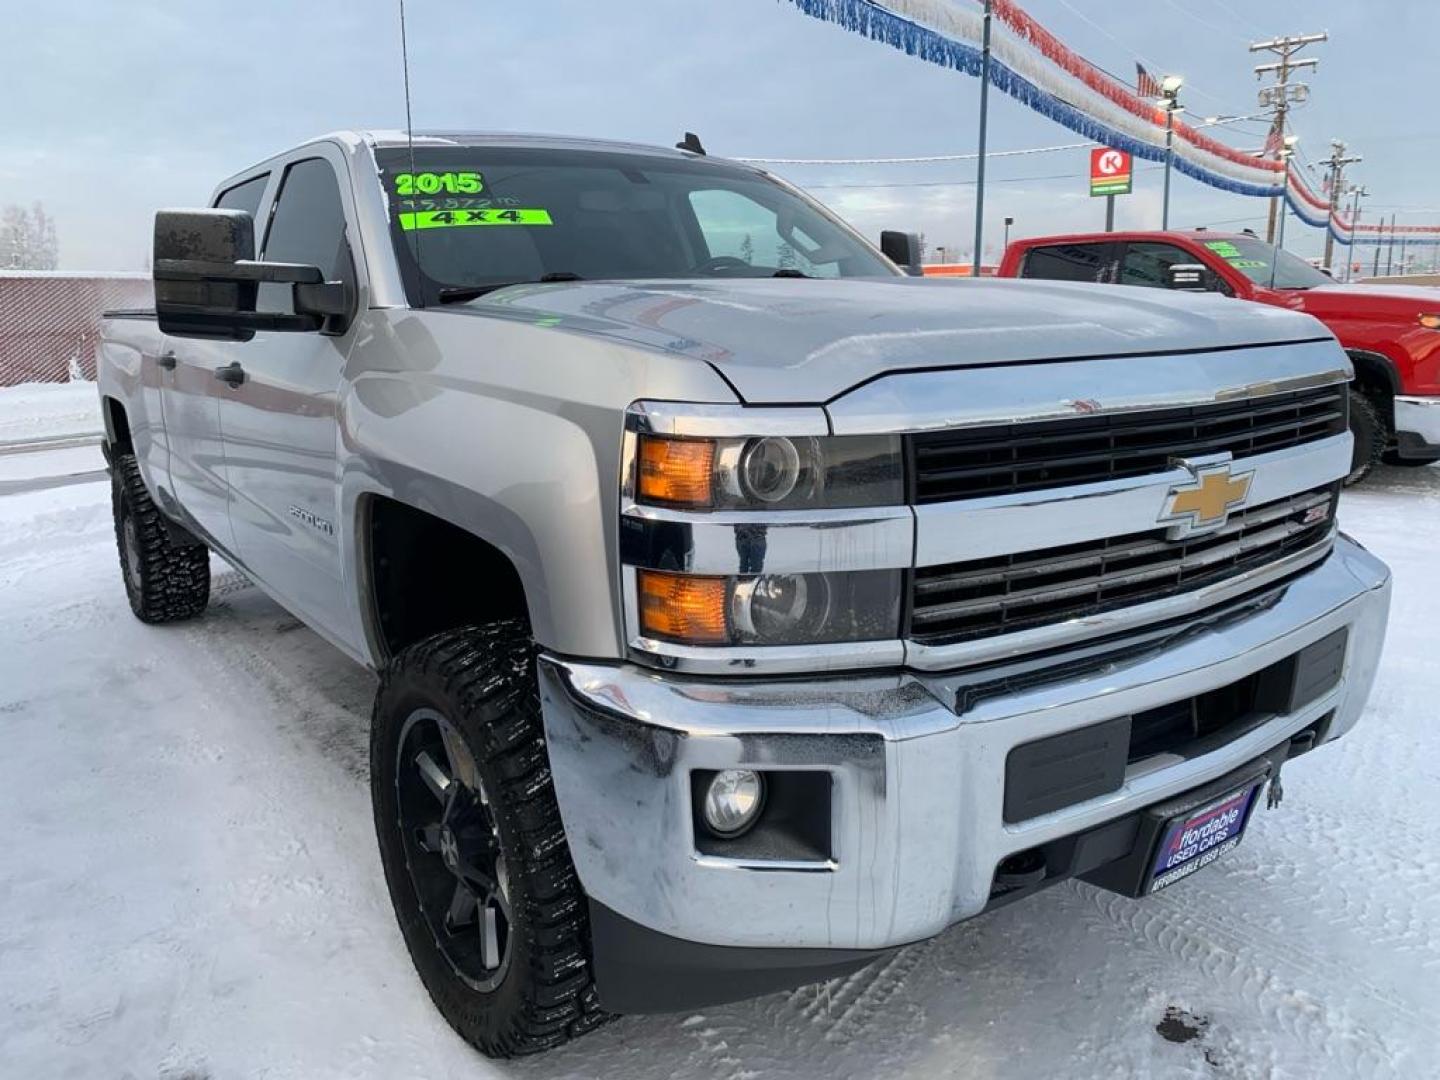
[213, 174, 270, 219]
[1020, 243, 1112, 283]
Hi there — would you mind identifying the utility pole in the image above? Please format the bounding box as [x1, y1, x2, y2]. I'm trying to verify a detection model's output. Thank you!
[1250, 33, 1326, 243]
[1321, 140, 1362, 272]
[1345, 185, 1367, 281]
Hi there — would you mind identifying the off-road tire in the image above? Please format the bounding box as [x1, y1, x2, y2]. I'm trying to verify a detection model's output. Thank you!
[111, 453, 210, 623]
[1346, 388, 1386, 486]
[371, 621, 607, 1058]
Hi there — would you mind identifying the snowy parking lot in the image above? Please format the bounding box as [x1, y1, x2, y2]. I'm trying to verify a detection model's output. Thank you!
[1, 442, 1438, 1079]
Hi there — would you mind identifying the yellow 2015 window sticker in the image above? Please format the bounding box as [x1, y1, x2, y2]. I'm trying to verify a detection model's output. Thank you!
[393, 171, 484, 196]
[399, 208, 553, 231]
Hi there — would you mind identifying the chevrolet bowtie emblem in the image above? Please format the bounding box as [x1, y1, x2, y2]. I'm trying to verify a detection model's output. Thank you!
[1159, 459, 1254, 539]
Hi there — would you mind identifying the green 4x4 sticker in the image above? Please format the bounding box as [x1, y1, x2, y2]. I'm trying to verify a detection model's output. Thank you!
[399, 208, 553, 231]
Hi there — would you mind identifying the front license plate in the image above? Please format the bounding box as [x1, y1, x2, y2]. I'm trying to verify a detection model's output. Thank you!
[1148, 784, 1260, 893]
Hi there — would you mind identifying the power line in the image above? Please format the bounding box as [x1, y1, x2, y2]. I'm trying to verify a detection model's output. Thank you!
[739, 116, 1261, 167]
[805, 164, 1164, 190]
[740, 141, 1089, 166]
[1049, 0, 1238, 111]
[1161, 0, 1251, 44]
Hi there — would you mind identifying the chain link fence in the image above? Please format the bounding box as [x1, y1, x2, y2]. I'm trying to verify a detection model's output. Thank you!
[0, 271, 152, 387]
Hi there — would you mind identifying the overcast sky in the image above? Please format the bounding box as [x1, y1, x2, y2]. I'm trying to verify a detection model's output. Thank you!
[4, 0, 1436, 270]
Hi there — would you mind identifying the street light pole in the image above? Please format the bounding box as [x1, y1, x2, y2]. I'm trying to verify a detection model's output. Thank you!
[1159, 76, 1183, 230]
[971, 0, 992, 277]
[1271, 136, 1297, 289]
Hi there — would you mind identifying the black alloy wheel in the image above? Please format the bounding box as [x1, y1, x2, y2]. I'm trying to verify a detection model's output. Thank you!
[395, 708, 513, 991]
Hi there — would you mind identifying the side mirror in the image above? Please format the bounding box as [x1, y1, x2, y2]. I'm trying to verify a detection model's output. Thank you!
[880, 230, 924, 277]
[154, 209, 351, 340]
[1165, 263, 1220, 292]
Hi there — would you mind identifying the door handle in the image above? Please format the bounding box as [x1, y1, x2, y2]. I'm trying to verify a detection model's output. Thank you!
[215, 361, 246, 388]
[155, 351, 177, 371]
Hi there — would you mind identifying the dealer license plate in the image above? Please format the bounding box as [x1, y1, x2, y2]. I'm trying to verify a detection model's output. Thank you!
[1149, 784, 1261, 893]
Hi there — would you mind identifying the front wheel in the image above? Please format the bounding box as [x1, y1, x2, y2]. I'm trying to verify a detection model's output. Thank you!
[1345, 388, 1386, 486]
[370, 621, 606, 1058]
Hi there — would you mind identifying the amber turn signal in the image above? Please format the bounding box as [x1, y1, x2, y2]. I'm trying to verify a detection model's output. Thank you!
[637, 570, 730, 644]
[637, 436, 715, 506]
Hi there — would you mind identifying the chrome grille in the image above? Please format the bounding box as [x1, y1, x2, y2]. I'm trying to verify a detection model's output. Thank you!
[910, 386, 1346, 504]
[909, 484, 1338, 646]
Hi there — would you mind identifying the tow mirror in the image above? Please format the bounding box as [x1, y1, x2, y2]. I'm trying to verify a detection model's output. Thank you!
[1165, 263, 1218, 292]
[153, 209, 350, 340]
[880, 230, 924, 277]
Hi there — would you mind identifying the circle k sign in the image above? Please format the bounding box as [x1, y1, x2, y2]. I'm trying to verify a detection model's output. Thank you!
[1090, 147, 1133, 197]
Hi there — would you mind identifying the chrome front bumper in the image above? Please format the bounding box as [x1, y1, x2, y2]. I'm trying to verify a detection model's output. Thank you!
[539, 536, 1390, 951]
[1394, 395, 1440, 447]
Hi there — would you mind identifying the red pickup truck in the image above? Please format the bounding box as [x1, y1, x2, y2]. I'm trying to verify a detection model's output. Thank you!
[998, 231, 1440, 482]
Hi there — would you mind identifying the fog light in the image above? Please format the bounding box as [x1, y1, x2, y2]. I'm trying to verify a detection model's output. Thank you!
[702, 769, 765, 837]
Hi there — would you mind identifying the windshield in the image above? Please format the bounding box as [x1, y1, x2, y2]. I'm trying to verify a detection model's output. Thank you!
[375, 146, 896, 304]
[1200, 236, 1332, 290]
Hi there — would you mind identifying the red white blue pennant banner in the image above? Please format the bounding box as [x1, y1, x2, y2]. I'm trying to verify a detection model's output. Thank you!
[781, 0, 1440, 243]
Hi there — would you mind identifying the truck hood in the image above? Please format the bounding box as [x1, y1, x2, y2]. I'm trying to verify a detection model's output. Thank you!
[1277, 283, 1440, 321]
[459, 277, 1331, 403]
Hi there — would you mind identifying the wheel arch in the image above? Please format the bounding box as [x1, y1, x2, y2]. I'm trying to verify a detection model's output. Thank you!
[1346, 349, 1400, 427]
[102, 395, 133, 459]
[356, 489, 538, 667]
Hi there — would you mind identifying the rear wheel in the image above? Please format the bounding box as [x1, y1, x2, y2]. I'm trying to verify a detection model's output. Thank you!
[370, 621, 606, 1057]
[111, 453, 210, 622]
[1345, 388, 1386, 486]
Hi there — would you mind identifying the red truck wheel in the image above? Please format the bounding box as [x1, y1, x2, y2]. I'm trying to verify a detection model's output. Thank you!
[1346, 389, 1386, 485]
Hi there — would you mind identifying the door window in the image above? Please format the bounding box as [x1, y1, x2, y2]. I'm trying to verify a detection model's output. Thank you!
[1120, 243, 1204, 289]
[259, 157, 353, 312]
[1019, 244, 1110, 283]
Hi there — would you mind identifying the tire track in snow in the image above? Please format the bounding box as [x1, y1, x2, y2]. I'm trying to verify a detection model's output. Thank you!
[784, 938, 935, 1045]
[1074, 881, 1408, 1078]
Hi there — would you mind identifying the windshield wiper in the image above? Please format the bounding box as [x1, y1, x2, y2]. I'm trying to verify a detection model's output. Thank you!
[771, 268, 811, 279]
[438, 272, 585, 304]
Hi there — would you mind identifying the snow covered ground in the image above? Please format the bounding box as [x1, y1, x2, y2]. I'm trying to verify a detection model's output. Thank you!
[1, 455, 1438, 1079]
[0, 381, 102, 446]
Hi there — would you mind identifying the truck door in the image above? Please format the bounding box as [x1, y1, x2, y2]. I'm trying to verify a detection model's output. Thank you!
[217, 150, 361, 647]
[157, 172, 271, 555]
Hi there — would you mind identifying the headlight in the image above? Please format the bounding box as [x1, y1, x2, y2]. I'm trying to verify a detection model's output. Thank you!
[1420, 313, 1440, 330]
[637, 569, 901, 646]
[637, 433, 903, 510]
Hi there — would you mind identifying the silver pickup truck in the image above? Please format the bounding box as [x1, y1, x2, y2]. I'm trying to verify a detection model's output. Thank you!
[99, 130, 1392, 1058]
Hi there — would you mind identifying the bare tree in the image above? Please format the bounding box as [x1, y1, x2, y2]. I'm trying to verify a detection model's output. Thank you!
[1, 202, 59, 269]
